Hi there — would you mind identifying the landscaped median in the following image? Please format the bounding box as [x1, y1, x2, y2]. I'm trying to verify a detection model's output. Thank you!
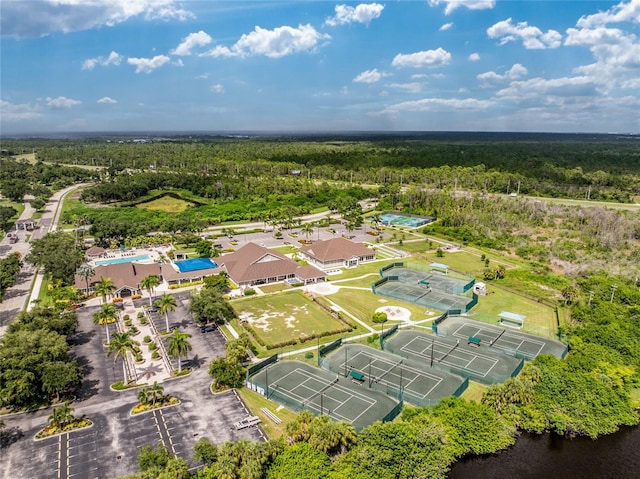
[130, 382, 180, 415]
[35, 402, 92, 440]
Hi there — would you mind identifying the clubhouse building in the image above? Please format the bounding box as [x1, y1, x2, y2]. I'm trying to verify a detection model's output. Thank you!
[299, 237, 375, 270]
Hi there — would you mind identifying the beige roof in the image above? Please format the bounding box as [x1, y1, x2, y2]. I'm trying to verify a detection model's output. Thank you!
[300, 237, 372, 262]
[85, 246, 106, 256]
[220, 242, 326, 284]
[75, 262, 161, 292]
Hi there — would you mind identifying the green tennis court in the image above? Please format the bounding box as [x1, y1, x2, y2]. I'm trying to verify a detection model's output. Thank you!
[439, 317, 568, 359]
[323, 343, 467, 406]
[384, 330, 524, 384]
[248, 360, 400, 431]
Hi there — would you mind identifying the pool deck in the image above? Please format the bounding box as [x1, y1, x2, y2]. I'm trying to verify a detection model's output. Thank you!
[88, 246, 168, 267]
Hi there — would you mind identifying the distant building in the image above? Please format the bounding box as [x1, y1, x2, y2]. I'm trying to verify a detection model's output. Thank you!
[15, 219, 36, 231]
[299, 237, 375, 270]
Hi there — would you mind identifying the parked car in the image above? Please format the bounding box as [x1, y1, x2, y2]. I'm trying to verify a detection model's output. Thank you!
[201, 325, 217, 333]
[148, 306, 159, 312]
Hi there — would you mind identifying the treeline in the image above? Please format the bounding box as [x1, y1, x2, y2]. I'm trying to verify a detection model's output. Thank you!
[5, 136, 640, 201]
[0, 252, 22, 300]
[0, 158, 99, 202]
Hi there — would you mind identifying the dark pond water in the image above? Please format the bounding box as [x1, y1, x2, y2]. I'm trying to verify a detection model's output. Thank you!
[448, 425, 640, 479]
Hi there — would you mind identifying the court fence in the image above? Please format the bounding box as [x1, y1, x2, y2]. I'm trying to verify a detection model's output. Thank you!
[380, 324, 399, 349]
[246, 354, 278, 383]
[319, 338, 343, 368]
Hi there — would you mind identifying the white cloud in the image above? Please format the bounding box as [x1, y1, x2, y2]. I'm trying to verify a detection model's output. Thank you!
[429, 0, 496, 15]
[378, 97, 492, 115]
[353, 68, 385, 83]
[202, 24, 330, 59]
[97, 97, 117, 104]
[468, 52, 480, 61]
[1, 0, 194, 39]
[170, 30, 212, 56]
[411, 74, 428, 79]
[210, 84, 225, 94]
[387, 82, 424, 93]
[46, 96, 81, 108]
[392, 48, 452, 68]
[325, 3, 384, 27]
[82, 51, 122, 70]
[495, 76, 601, 102]
[477, 63, 528, 83]
[0, 99, 42, 121]
[487, 18, 562, 49]
[577, 0, 640, 28]
[439, 22, 454, 31]
[127, 55, 170, 73]
[197, 73, 209, 79]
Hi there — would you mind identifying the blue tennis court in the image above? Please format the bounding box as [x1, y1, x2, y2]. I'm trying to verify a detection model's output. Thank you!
[379, 213, 435, 228]
[174, 257, 218, 272]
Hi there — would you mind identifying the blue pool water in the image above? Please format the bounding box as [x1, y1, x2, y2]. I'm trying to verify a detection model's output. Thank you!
[95, 255, 150, 266]
[175, 257, 218, 273]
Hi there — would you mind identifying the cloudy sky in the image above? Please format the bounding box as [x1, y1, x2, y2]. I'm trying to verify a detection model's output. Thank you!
[1, 0, 639, 134]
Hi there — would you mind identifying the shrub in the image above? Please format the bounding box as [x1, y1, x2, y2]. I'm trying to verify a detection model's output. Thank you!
[143, 335, 152, 343]
[123, 314, 130, 321]
[139, 317, 147, 325]
[124, 320, 132, 327]
[129, 326, 139, 335]
[112, 297, 123, 303]
[132, 294, 142, 300]
[148, 342, 157, 351]
[137, 312, 144, 319]
[304, 351, 314, 359]
[135, 353, 143, 362]
[151, 351, 160, 360]
[244, 289, 256, 296]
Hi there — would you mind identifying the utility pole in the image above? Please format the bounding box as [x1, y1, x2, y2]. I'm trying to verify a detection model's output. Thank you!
[588, 290, 594, 307]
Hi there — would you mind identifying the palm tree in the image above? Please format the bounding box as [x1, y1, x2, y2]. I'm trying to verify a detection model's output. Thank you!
[147, 381, 164, 406]
[371, 213, 382, 230]
[94, 276, 115, 304]
[93, 303, 118, 343]
[108, 331, 139, 384]
[301, 222, 314, 242]
[140, 275, 160, 306]
[137, 388, 149, 406]
[48, 401, 75, 430]
[76, 263, 95, 295]
[155, 293, 177, 332]
[166, 330, 192, 373]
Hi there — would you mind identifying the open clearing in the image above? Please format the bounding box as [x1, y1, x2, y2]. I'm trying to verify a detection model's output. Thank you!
[234, 291, 347, 346]
[136, 195, 194, 213]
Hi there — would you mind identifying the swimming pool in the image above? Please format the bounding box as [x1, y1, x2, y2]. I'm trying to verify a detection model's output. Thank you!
[175, 257, 218, 273]
[95, 255, 151, 266]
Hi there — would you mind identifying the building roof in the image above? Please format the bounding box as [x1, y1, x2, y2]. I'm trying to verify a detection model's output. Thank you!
[74, 262, 161, 292]
[299, 237, 372, 262]
[220, 242, 325, 284]
[85, 246, 106, 256]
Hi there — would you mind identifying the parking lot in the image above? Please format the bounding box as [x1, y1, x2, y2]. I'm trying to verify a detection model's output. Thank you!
[1, 297, 263, 479]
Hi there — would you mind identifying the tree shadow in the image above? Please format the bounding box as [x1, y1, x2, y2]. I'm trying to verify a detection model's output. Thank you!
[183, 354, 207, 370]
[68, 329, 95, 346]
[0, 425, 24, 449]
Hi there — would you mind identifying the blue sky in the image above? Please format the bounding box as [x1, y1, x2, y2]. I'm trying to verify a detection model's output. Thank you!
[1, 1, 639, 134]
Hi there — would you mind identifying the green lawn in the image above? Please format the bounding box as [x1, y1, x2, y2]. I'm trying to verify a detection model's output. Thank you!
[468, 286, 558, 339]
[237, 387, 298, 439]
[136, 195, 194, 213]
[460, 381, 488, 403]
[259, 283, 291, 294]
[0, 199, 24, 230]
[232, 290, 349, 347]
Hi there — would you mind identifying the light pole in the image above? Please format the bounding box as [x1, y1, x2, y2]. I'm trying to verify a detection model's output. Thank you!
[611, 284, 617, 302]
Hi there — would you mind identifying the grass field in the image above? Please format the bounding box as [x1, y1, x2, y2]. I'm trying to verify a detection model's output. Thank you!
[237, 388, 297, 438]
[136, 195, 193, 213]
[460, 381, 488, 403]
[233, 291, 348, 347]
[468, 286, 558, 338]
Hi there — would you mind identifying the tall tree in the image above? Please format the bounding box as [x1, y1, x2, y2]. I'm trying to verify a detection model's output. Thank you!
[155, 293, 177, 332]
[108, 331, 139, 384]
[76, 263, 95, 294]
[94, 276, 115, 304]
[166, 330, 192, 373]
[301, 222, 314, 241]
[26, 232, 84, 285]
[47, 401, 75, 430]
[92, 303, 118, 343]
[141, 274, 160, 306]
[41, 361, 81, 402]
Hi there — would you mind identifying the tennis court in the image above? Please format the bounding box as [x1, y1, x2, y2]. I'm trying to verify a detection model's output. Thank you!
[437, 317, 568, 359]
[380, 213, 435, 228]
[384, 330, 524, 384]
[323, 344, 467, 406]
[373, 278, 474, 313]
[383, 267, 472, 294]
[248, 361, 400, 430]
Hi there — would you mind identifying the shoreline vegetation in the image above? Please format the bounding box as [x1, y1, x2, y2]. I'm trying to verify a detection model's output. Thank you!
[1, 132, 639, 478]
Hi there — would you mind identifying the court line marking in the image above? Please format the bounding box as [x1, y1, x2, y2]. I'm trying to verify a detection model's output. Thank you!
[451, 324, 545, 357]
[271, 368, 379, 424]
[345, 350, 443, 398]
